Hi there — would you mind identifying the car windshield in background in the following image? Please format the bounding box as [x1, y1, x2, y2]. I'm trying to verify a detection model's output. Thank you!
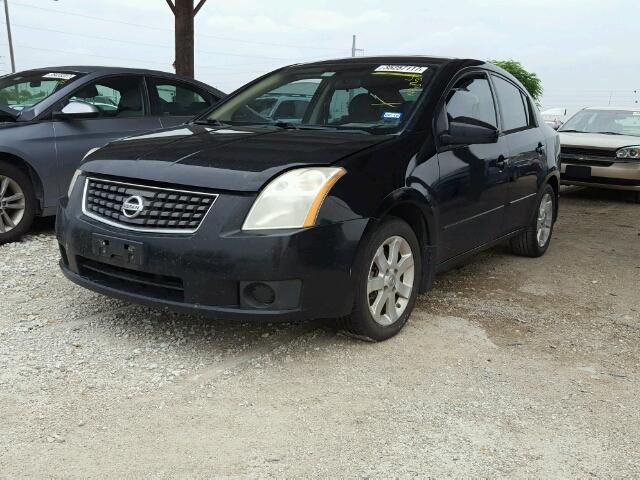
[560, 109, 640, 137]
[202, 63, 437, 134]
[0, 71, 81, 112]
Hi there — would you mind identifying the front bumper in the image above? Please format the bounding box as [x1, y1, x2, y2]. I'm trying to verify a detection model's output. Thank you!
[56, 186, 368, 321]
[561, 160, 640, 191]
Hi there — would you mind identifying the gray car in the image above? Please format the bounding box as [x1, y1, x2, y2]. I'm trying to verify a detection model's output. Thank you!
[0, 66, 224, 244]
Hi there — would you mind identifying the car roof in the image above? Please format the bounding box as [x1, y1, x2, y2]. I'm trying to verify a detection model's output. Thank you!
[14, 65, 225, 97]
[583, 106, 640, 112]
[293, 55, 460, 68]
[17, 65, 179, 76]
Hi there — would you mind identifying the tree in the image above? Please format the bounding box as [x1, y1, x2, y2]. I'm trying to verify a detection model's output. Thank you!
[165, 0, 208, 78]
[489, 59, 543, 103]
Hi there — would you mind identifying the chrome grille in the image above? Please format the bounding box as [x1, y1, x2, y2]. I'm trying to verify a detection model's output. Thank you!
[82, 177, 217, 233]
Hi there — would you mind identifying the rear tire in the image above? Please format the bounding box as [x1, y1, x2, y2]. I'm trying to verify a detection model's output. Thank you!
[510, 184, 556, 257]
[630, 191, 640, 204]
[341, 217, 422, 342]
[0, 161, 36, 245]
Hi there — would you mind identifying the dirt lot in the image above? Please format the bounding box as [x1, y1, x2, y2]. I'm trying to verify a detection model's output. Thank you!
[0, 186, 638, 479]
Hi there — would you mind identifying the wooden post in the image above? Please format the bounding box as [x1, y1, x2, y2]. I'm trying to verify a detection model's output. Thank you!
[166, 0, 207, 78]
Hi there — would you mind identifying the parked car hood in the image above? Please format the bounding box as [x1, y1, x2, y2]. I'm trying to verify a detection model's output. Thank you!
[82, 124, 393, 192]
[559, 132, 640, 150]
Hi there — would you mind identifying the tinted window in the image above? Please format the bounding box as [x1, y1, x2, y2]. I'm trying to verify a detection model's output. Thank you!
[445, 75, 497, 128]
[149, 79, 210, 116]
[492, 76, 528, 131]
[70, 76, 145, 118]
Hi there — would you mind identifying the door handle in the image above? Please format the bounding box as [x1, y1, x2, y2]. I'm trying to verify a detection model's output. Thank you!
[535, 142, 545, 155]
[496, 155, 509, 170]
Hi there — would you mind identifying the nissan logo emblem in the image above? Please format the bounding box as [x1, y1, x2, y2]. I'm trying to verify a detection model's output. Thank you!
[121, 195, 145, 218]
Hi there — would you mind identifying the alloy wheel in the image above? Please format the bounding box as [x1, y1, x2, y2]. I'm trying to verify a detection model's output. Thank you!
[536, 192, 553, 247]
[367, 235, 415, 326]
[0, 175, 26, 234]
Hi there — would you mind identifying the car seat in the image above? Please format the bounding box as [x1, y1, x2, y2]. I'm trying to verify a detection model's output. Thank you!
[348, 93, 379, 123]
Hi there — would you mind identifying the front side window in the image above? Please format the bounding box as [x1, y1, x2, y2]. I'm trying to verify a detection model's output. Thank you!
[560, 109, 640, 137]
[149, 78, 210, 116]
[445, 75, 497, 128]
[0, 71, 81, 112]
[69, 76, 145, 118]
[492, 75, 528, 132]
[203, 63, 438, 134]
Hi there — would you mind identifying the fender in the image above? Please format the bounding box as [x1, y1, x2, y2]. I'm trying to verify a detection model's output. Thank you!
[0, 149, 47, 214]
[374, 186, 439, 293]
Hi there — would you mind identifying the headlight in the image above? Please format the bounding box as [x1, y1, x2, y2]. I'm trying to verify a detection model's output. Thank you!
[67, 169, 83, 198]
[242, 167, 346, 230]
[616, 146, 640, 159]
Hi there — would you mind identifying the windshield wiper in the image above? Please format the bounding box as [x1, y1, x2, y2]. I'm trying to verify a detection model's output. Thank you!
[558, 129, 583, 133]
[594, 131, 624, 136]
[272, 121, 300, 130]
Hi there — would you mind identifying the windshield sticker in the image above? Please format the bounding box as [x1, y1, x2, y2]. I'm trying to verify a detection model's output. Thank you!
[43, 73, 76, 80]
[382, 111, 403, 121]
[374, 65, 428, 74]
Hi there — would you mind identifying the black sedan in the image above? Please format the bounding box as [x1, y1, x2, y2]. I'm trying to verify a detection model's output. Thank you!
[57, 56, 560, 341]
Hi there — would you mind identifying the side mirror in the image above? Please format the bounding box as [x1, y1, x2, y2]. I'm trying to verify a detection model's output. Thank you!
[53, 100, 100, 119]
[440, 120, 499, 146]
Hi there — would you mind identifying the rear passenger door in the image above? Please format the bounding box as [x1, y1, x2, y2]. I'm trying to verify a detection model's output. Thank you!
[147, 77, 216, 128]
[491, 74, 545, 233]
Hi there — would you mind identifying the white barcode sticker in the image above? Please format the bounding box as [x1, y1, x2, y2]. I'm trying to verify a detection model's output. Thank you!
[43, 73, 76, 80]
[374, 65, 428, 74]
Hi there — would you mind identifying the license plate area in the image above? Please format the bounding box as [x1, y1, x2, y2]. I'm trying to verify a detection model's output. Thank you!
[91, 234, 144, 266]
[565, 165, 592, 179]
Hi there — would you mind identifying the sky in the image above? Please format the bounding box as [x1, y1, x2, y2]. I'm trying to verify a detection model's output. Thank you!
[1, 0, 639, 110]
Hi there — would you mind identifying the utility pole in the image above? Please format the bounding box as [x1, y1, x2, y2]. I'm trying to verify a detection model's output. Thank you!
[3, 0, 15, 72]
[351, 34, 364, 58]
[165, 0, 207, 78]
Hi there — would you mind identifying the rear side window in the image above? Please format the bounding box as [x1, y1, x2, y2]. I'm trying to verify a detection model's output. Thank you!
[492, 75, 528, 132]
[149, 78, 211, 116]
[445, 75, 497, 128]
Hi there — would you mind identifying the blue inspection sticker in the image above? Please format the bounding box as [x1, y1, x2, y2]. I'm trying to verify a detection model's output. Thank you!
[382, 111, 403, 121]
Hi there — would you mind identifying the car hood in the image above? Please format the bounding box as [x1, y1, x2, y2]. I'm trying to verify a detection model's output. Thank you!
[82, 124, 393, 192]
[559, 132, 640, 150]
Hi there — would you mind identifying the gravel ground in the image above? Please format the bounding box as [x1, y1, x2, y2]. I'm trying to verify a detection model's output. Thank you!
[1, 186, 639, 479]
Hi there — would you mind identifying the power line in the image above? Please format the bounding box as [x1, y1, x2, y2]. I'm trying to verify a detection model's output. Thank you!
[8, 22, 343, 62]
[10, 1, 348, 52]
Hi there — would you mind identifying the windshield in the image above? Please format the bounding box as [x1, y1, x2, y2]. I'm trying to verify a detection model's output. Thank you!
[202, 63, 438, 134]
[0, 71, 81, 112]
[560, 109, 640, 137]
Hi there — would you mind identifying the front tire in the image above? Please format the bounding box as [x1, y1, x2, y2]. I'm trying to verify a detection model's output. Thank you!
[342, 217, 422, 342]
[0, 162, 36, 245]
[510, 184, 556, 257]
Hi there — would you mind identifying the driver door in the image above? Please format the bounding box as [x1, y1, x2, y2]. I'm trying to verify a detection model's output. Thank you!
[53, 75, 162, 194]
[435, 72, 510, 261]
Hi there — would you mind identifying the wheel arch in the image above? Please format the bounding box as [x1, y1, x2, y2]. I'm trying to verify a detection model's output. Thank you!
[0, 152, 44, 215]
[373, 187, 438, 293]
[544, 172, 560, 221]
